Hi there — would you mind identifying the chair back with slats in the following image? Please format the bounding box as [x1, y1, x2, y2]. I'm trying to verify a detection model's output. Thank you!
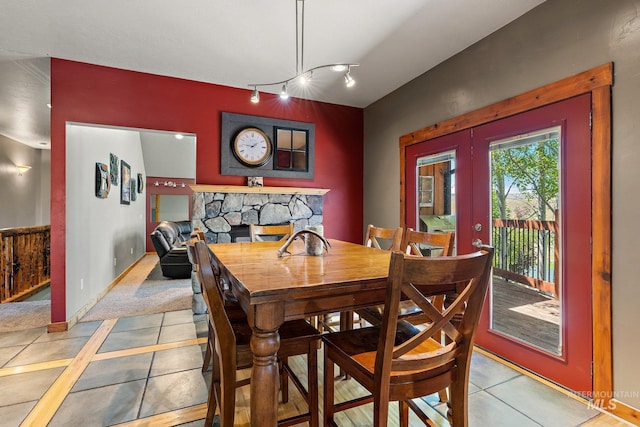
[250, 223, 294, 242]
[401, 228, 455, 257]
[364, 224, 403, 251]
[400, 228, 456, 337]
[375, 247, 494, 425]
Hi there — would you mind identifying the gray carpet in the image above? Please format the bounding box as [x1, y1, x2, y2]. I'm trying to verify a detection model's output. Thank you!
[0, 259, 192, 331]
[80, 262, 192, 322]
[0, 300, 50, 332]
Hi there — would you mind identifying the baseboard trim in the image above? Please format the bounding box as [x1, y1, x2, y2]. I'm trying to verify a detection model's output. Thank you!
[610, 399, 640, 425]
[47, 321, 68, 333]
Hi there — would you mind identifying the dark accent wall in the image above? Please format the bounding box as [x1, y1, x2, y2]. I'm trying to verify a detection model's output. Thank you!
[50, 59, 363, 323]
[364, 0, 640, 409]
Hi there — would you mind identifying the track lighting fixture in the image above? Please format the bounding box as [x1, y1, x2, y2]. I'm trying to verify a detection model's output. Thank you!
[248, 0, 358, 103]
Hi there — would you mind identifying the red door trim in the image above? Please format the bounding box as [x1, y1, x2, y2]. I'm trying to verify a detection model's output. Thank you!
[399, 63, 613, 405]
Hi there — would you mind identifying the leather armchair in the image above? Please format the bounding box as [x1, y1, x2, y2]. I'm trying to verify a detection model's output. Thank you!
[150, 220, 193, 279]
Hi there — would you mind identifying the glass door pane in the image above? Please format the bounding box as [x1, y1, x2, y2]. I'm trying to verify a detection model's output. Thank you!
[489, 126, 561, 355]
[415, 151, 456, 255]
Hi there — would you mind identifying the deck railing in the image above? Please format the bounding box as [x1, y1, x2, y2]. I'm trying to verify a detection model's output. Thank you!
[491, 217, 559, 298]
[0, 225, 51, 303]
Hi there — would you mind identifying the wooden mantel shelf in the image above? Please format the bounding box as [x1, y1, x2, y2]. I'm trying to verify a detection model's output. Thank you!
[189, 184, 330, 195]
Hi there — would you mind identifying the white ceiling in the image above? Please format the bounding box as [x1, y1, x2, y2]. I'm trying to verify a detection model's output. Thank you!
[0, 0, 545, 149]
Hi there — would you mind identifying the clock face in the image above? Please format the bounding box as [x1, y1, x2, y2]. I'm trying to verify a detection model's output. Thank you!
[232, 127, 273, 167]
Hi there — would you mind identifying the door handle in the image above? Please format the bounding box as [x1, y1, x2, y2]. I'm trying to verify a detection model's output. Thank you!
[472, 239, 483, 248]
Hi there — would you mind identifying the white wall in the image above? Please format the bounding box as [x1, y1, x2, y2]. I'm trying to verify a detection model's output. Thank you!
[65, 124, 146, 319]
[36, 149, 50, 225]
[0, 134, 49, 228]
[140, 132, 195, 178]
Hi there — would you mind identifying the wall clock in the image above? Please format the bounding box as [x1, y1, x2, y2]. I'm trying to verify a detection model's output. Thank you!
[221, 112, 315, 179]
[232, 127, 273, 167]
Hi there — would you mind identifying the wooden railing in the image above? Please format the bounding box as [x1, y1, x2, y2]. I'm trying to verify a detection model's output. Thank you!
[0, 225, 51, 303]
[492, 217, 559, 298]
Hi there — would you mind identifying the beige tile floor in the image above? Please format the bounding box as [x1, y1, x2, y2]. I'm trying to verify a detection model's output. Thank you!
[0, 308, 633, 426]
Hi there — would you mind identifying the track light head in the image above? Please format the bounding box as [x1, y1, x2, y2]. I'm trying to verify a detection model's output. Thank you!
[280, 84, 289, 100]
[344, 70, 355, 88]
[250, 87, 260, 103]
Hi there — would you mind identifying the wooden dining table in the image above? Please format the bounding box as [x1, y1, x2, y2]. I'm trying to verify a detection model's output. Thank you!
[207, 238, 392, 427]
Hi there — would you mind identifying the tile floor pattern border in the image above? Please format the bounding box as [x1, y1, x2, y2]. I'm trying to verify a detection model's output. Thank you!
[0, 309, 634, 427]
[0, 311, 210, 427]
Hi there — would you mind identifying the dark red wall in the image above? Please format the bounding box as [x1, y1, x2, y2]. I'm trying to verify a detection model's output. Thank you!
[50, 58, 364, 323]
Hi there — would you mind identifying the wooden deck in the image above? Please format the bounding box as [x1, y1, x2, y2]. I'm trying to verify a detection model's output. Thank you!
[491, 277, 560, 354]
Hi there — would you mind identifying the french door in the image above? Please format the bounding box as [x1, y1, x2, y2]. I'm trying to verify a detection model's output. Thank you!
[405, 94, 593, 393]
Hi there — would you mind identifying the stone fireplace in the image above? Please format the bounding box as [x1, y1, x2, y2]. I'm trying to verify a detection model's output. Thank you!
[190, 185, 329, 243]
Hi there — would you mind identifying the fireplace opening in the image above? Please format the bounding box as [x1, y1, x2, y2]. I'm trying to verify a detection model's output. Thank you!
[229, 225, 250, 243]
[229, 223, 293, 243]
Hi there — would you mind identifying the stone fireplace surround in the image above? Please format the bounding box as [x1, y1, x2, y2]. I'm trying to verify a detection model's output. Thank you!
[190, 185, 329, 243]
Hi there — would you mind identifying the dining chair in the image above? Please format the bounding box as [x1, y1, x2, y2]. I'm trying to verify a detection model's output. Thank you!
[357, 228, 456, 327]
[191, 227, 206, 241]
[323, 246, 494, 427]
[322, 224, 404, 334]
[249, 223, 294, 242]
[364, 224, 403, 251]
[357, 228, 455, 403]
[193, 240, 321, 427]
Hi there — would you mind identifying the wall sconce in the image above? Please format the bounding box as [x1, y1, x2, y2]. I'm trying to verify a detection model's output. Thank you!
[16, 165, 32, 176]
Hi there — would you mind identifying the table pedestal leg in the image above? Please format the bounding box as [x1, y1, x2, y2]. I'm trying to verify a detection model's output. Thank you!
[250, 328, 280, 427]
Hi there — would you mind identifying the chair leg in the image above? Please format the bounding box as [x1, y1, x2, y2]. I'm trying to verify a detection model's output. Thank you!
[373, 395, 389, 427]
[340, 311, 354, 331]
[205, 369, 219, 427]
[220, 360, 237, 427]
[339, 312, 355, 380]
[307, 341, 319, 427]
[323, 349, 336, 426]
[399, 400, 409, 427]
[448, 372, 468, 426]
[438, 387, 448, 403]
[280, 357, 289, 403]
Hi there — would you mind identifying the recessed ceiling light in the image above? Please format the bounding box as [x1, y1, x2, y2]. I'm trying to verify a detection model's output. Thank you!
[175, 134, 184, 140]
[46, 103, 52, 109]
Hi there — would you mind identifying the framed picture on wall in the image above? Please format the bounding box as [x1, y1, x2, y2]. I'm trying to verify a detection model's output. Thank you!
[131, 179, 137, 201]
[137, 173, 144, 193]
[110, 153, 119, 185]
[120, 160, 131, 205]
[95, 162, 110, 198]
